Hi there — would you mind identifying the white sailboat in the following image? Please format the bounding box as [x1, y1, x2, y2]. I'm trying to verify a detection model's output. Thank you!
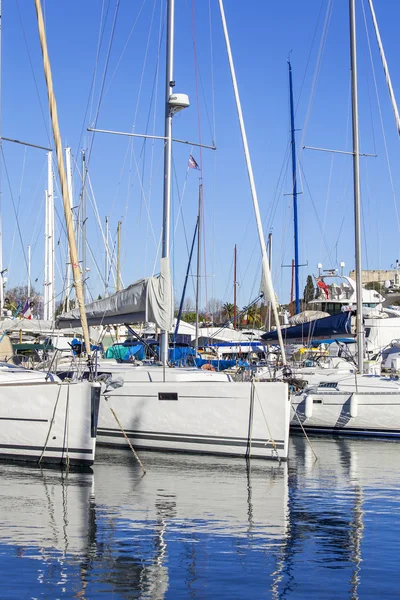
[289, 0, 400, 438]
[0, 0, 102, 467]
[58, 0, 290, 461]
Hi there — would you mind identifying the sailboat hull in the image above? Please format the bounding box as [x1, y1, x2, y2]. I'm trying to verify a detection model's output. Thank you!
[291, 377, 400, 437]
[0, 379, 100, 466]
[97, 380, 290, 461]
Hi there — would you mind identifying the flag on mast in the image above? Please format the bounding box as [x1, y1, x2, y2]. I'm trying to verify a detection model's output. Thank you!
[21, 299, 33, 320]
[188, 154, 199, 170]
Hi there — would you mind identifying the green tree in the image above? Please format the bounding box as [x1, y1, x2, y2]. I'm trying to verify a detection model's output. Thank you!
[303, 275, 315, 305]
[364, 281, 383, 293]
[4, 285, 41, 315]
[222, 302, 235, 321]
[245, 304, 261, 327]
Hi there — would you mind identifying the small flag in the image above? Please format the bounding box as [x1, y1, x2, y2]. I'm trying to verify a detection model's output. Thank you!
[21, 299, 32, 320]
[316, 278, 329, 300]
[188, 154, 199, 170]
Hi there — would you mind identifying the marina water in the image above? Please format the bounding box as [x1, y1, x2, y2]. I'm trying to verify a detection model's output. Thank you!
[0, 437, 398, 599]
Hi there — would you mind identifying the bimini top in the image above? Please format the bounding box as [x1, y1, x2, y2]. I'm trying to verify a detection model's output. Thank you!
[57, 258, 173, 331]
[261, 311, 355, 343]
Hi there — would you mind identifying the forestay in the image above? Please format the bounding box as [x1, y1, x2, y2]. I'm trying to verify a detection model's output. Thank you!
[57, 258, 173, 330]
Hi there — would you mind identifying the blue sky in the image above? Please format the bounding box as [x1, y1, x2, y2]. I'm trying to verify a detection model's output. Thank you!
[2, 0, 400, 311]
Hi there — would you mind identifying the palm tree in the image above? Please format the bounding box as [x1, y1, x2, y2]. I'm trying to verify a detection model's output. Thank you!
[246, 304, 261, 327]
[222, 302, 234, 321]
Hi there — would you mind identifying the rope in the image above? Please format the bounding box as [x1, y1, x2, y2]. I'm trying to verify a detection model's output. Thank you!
[38, 384, 62, 464]
[107, 401, 146, 475]
[292, 405, 318, 461]
[34, 0, 92, 360]
[253, 382, 281, 462]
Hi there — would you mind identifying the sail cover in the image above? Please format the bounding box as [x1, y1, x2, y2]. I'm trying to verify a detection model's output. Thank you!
[57, 258, 173, 330]
[261, 311, 355, 343]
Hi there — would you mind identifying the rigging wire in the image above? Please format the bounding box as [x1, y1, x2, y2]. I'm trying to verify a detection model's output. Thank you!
[103, 0, 149, 98]
[123, 0, 158, 275]
[74, 0, 110, 165]
[190, 0, 208, 317]
[300, 0, 334, 150]
[7, 147, 27, 275]
[361, 0, 400, 234]
[208, 0, 217, 310]
[86, 0, 121, 168]
[298, 159, 336, 267]
[14, 0, 51, 147]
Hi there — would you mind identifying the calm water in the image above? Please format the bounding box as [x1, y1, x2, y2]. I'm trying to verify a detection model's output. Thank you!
[0, 437, 399, 599]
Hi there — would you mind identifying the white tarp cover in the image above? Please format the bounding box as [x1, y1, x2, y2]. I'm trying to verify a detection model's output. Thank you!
[289, 310, 330, 326]
[0, 318, 55, 334]
[57, 258, 174, 330]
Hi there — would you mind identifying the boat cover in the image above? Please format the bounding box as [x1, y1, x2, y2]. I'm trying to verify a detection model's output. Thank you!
[57, 258, 173, 330]
[261, 311, 355, 343]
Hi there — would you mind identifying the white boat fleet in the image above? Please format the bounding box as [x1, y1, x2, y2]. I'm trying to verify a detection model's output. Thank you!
[1, 0, 400, 469]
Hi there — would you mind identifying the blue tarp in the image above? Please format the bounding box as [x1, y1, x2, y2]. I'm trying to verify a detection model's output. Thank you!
[105, 344, 146, 361]
[195, 358, 237, 371]
[169, 346, 197, 366]
[261, 312, 354, 343]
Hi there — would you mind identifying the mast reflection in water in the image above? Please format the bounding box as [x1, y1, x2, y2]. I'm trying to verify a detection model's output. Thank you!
[0, 438, 398, 598]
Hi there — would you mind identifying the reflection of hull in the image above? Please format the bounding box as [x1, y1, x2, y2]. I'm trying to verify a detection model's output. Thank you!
[98, 375, 290, 460]
[0, 379, 100, 466]
[94, 448, 289, 539]
[290, 435, 400, 486]
[0, 464, 93, 557]
[291, 375, 400, 438]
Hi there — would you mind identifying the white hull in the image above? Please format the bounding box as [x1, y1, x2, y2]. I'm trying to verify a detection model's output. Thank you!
[97, 371, 290, 461]
[0, 378, 100, 466]
[291, 374, 400, 437]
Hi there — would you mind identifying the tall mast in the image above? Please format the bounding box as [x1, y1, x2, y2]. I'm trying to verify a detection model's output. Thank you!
[116, 220, 121, 292]
[105, 215, 109, 297]
[34, 0, 91, 360]
[368, 0, 400, 137]
[160, 0, 175, 366]
[218, 0, 286, 363]
[44, 152, 54, 320]
[27, 245, 31, 298]
[233, 244, 237, 329]
[48, 151, 54, 320]
[81, 150, 87, 303]
[349, 0, 364, 373]
[267, 232, 272, 331]
[195, 184, 202, 349]
[0, 0, 3, 317]
[288, 60, 300, 315]
[65, 146, 73, 311]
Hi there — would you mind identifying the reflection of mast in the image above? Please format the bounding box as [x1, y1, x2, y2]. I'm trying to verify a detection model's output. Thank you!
[349, 486, 364, 600]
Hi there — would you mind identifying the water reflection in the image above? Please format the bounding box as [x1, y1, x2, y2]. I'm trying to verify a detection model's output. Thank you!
[0, 438, 399, 598]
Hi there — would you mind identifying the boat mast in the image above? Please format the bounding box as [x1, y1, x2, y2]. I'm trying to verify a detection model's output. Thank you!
[267, 232, 272, 331]
[44, 152, 54, 320]
[65, 146, 73, 311]
[0, 0, 3, 318]
[105, 215, 109, 297]
[233, 244, 237, 329]
[368, 0, 400, 137]
[288, 60, 300, 315]
[27, 244, 31, 298]
[81, 149, 87, 303]
[160, 0, 175, 365]
[117, 220, 121, 292]
[218, 0, 287, 363]
[349, 0, 364, 373]
[34, 0, 92, 360]
[195, 184, 202, 349]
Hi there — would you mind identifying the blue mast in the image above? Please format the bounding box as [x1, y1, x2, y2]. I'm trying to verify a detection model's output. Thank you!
[288, 59, 300, 314]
